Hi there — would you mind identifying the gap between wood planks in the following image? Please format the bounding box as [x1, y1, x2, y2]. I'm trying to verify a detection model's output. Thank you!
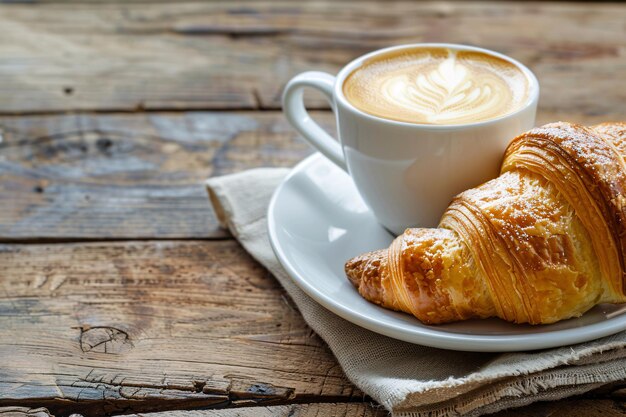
[0, 107, 333, 118]
[0, 236, 234, 244]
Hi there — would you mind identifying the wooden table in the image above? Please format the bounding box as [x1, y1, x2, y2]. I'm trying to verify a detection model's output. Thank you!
[0, 1, 625, 416]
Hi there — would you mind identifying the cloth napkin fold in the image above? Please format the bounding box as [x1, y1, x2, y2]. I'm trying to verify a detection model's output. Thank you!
[206, 168, 626, 417]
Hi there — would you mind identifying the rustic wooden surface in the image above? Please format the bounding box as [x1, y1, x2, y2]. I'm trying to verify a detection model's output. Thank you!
[0, 1, 625, 417]
[0, 112, 319, 241]
[0, 241, 359, 416]
[0, 1, 623, 118]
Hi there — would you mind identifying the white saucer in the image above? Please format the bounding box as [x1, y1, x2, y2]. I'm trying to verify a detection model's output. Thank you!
[267, 153, 626, 352]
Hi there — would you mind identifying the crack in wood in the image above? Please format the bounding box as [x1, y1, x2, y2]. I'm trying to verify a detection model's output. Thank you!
[192, 380, 206, 393]
[171, 25, 290, 37]
[6, 373, 363, 416]
[0, 237, 234, 244]
[251, 89, 263, 110]
[77, 372, 295, 402]
[79, 326, 134, 354]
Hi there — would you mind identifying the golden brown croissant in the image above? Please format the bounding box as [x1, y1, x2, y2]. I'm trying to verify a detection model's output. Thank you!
[345, 122, 626, 325]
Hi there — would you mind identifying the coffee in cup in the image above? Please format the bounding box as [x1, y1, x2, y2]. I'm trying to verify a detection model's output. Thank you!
[342, 47, 530, 125]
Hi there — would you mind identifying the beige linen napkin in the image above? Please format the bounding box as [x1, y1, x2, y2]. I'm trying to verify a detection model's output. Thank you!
[206, 168, 626, 417]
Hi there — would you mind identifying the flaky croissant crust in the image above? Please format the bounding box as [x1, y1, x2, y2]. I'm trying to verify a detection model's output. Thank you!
[346, 122, 626, 325]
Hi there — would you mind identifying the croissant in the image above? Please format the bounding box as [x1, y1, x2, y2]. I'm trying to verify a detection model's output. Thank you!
[345, 122, 626, 325]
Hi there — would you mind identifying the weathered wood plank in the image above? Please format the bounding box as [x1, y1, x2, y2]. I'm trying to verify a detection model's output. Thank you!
[0, 408, 53, 417]
[0, 112, 316, 241]
[0, 1, 622, 118]
[0, 241, 359, 416]
[120, 403, 387, 417]
[0, 109, 615, 242]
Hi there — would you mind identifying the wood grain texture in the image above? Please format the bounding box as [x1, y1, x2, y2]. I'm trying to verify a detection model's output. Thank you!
[0, 408, 54, 417]
[0, 241, 359, 416]
[0, 1, 622, 118]
[119, 403, 387, 417]
[0, 112, 318, 241]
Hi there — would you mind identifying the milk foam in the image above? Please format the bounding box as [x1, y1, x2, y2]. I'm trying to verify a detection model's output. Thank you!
[343, 48, 530, 125]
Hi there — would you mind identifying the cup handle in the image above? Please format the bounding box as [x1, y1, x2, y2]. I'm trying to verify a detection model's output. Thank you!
[282, 71, 348, 172]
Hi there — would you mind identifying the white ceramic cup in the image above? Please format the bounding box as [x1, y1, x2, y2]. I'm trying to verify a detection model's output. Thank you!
[282, 43, 539, 235]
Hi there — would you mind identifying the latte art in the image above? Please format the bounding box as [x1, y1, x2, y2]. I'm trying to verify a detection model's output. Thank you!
[343, 48, 530, 125]
[381, 55, 511, 124]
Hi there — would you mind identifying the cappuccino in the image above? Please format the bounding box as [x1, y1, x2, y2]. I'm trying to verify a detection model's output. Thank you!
[342, 47, 530, 125]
